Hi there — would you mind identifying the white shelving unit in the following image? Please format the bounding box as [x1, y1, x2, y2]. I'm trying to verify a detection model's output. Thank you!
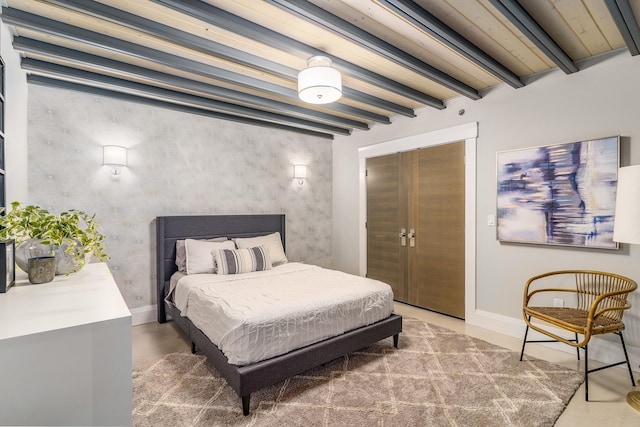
[0, 262, 132, 426]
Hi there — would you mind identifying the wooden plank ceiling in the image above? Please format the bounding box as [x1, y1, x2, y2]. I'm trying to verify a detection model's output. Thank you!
[2, 0, 640, 139]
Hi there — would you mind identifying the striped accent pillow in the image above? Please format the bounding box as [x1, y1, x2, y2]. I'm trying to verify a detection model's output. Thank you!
[213, 246, 272, 275]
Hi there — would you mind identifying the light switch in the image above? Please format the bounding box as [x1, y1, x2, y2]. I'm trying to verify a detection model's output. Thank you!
[487, 214, 495, 226]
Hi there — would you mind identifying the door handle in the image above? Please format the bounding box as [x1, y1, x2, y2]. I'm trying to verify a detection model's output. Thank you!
[408, 228, 415, 247]
[399, 228, 407, 247]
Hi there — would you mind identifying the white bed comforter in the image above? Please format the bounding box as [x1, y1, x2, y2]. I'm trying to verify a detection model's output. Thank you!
[168, 262, 394, 365]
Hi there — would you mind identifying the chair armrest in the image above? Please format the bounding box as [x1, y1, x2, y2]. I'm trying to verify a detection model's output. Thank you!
[586, 289, 634, 323]
[525, 287, 578, 306]
[523, 271, 574, 299]
[523, 270, 580, 307]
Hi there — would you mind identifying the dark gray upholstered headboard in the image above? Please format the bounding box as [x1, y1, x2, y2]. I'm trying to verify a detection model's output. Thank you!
[156, 214, 285, 323]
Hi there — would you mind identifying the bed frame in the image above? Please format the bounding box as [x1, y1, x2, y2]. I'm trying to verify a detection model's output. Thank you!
[156, 214, 402, 415]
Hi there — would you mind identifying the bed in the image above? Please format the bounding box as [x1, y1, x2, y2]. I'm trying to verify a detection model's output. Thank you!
[156, 214, 402, 415]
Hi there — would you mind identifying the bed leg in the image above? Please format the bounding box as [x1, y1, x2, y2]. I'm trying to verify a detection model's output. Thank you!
[191, 342, 196, 354]
[242, 395, 250, 416]
[157, 304, 166, 324]
[393, 334, 399, 348]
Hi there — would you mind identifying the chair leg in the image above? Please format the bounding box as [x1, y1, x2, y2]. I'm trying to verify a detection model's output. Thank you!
[618, 332, 636, 387]
[575, 333, 580, 360]
[584, 344, 589, 401]
[520, 323, 530, 361]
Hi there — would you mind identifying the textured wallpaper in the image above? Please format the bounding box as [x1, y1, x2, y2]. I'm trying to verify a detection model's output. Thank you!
[26, 85, 333, 309]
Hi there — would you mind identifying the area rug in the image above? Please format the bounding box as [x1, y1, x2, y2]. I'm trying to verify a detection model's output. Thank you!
[132, 318, 583, 426]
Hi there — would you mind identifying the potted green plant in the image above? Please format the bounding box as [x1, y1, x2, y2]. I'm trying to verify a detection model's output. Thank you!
[0, 201, 109, 274]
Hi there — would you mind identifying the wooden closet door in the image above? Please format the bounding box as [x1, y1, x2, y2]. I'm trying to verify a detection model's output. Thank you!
[411, 142, 465, 318]
[366, 153, 409, 302]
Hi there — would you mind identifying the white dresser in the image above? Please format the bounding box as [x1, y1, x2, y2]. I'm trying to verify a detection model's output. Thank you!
[0, 262, 132, 426]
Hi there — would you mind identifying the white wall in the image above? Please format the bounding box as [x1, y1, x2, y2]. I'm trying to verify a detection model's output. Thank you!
[333, 50, 640, 362]
[1, 18, 28, 204]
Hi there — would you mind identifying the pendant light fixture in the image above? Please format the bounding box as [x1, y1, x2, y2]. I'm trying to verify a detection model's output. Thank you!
[298, 56, 342, 104]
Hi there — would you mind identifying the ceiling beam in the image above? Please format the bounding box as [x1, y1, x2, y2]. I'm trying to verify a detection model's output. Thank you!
[27, 75, 335, 139]
[13, 37, 370, 131]
[265, 0, 480, 100]
[378, 0, 523, 89]
[488, 0, 578, 74]
[21, 58, 354, 136]
[605, 0, 640, 56]
[1, 7, 391, 125]
[44, 0, 411, 117]
[151, 0, 444, 108]
[342, 88, 415, 118]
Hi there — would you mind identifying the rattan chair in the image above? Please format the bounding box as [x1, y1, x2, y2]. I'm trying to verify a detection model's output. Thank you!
[520, 270, 637, 400]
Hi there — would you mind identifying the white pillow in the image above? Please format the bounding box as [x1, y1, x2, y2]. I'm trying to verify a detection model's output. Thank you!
[235, 232, 288, 266]
[185, 238, 236, 274]
[175, 237, 229, 272]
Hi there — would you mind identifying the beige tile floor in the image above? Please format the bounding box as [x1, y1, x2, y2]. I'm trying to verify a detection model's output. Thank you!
[132, 302, 640, 426]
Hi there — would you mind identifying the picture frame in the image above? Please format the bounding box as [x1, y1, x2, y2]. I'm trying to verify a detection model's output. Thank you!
[496, 136, 619, 249]
[0, 239, 15, 293]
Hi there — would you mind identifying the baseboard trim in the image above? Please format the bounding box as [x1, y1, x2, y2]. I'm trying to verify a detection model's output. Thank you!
[467, 309, 640, 371]
[130, 305, 157, 326]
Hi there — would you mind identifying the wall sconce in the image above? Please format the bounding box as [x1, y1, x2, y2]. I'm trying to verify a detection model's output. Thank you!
[293, 165, 307, 185]
[103, 145, 128, 175]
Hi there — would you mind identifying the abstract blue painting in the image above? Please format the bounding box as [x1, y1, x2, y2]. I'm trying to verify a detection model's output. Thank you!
[496, 136, 619, 249]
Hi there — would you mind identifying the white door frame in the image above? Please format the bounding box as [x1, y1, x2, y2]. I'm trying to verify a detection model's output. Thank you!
[358, 122, 478, 321]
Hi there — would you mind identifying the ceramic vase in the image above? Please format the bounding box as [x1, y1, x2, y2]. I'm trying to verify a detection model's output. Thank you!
[15, 239, 52, 273]
[27, 256, 56, 284]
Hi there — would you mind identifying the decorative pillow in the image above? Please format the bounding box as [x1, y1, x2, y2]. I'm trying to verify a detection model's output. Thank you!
[184, 239, 236, 275]
[235, 232, 288, 266]
[213, 246, 272, 275]
[176, 237, 230, 272]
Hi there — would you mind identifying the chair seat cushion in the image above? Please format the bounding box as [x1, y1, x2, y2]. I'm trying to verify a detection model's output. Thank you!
[525, 306, 625, 335]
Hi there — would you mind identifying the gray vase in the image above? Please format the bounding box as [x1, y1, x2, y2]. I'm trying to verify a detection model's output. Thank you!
[28, 256, 56, 284]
